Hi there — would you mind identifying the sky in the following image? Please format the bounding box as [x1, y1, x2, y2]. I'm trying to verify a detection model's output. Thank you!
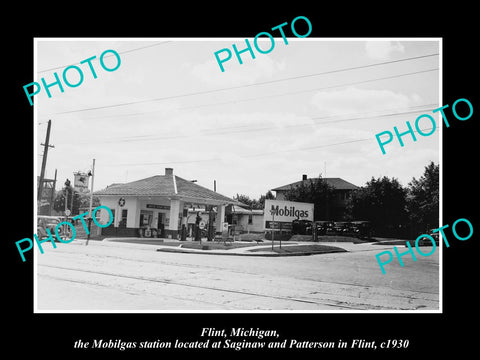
[35, 38, 440, 200]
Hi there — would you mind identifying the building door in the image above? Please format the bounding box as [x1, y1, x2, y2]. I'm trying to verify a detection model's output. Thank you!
[157, 213, 165, 237]
[139, 210, 153, 227]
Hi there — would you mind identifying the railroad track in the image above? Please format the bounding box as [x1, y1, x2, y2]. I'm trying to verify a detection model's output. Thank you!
[38, 264, 391, 310]
[38, 246, 439, 298]
[36, 244, 439, 311]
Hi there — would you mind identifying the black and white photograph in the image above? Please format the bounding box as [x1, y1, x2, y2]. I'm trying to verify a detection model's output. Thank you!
[8, 5, 478, 357]
[33, 38, 441, 312]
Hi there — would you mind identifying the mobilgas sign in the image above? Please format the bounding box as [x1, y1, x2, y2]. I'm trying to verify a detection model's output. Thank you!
[264, 199, 314, 224]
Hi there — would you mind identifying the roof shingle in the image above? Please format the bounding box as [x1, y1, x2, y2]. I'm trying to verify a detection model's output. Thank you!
[94, 174, 242, 205]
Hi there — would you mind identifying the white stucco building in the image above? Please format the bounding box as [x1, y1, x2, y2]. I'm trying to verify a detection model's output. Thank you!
[94, 168, 243, 239]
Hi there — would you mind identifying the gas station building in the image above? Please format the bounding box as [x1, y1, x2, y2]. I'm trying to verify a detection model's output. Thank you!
[94, 168, 243, 239]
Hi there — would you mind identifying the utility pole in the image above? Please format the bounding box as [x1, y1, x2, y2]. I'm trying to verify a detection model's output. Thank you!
[86, 159, 95, 246]
[38, 119, 55, 202]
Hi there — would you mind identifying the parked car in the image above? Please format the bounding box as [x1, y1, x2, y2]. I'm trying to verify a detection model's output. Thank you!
[37, 215, 72, 240]
[333, 221, 351, 235]
[314, 221, 329, 236]
[416, 229, 439, 246]
[429, 230, 440, 243]
[38, 215, 61, 232]
[351, 221, 373, 239]
[291, 219, 313, 235]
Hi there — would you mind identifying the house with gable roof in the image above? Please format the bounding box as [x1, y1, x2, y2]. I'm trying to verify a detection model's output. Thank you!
[271, 174, 359, 220]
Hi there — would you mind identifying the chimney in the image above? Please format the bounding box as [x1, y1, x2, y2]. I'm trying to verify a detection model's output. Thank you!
[302, 174, 307, 181]
[165, 168, 173, 176]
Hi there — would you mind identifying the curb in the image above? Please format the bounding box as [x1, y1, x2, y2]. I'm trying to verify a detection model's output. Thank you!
[155, 246, 348, 257]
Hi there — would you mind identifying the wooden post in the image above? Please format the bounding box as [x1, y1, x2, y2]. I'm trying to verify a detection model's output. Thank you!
[86, 159, 95, 245]
[38, 119, 54, 201]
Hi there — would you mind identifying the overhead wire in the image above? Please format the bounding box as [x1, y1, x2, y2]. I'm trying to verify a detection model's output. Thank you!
[54, 103, 438, 145]
[48, 53, 439, 115]
[37, 41, 172, 74]
[109, 125, 438, 167]
[37, 47, 440, 170]
[51, 68, 438, 121]
[90, 104, 439, 143]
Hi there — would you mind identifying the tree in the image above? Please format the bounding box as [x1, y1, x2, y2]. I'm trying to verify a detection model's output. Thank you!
[78, 192, 101, 212]
[234, 194, 256, 208]
[283, 176, 335, 220]
[258, 190, 275, 209]
[53, 186, 100, 216]
[346, 176, 408, 237]
[234, 191, 275, 210]
[53, 185, 80, 214]
[406, 161, 439, 233]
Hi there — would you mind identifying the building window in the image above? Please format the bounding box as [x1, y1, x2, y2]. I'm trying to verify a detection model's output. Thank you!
[248, 214, 253, 225]
[119, 209, 128, 228]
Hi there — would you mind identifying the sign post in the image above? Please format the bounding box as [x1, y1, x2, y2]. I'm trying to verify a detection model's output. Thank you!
[269, 210, 275, 251]
[86, 159, 95, 246]
[64, 208, 71, 241]
[64, 179, 71, 241]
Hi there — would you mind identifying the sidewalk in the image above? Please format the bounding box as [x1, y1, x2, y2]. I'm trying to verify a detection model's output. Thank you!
[98, 237, 398, 257]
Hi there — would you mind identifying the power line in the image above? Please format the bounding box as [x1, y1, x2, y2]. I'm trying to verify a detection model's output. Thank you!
[70, 69, 438, 121]
[243, 126, 437, 159]
[207, 106, 440, 136]
[227, 53, 439, 88]
[64, 104, 438, 145]
[186, 69, 439, 113]
[37, 41, 172, 74]
[204, 103, 439, 133]
[48, 67, 439, 121]
[101, 118, 438, 167]
[107, 127, 437, 167]
[114, 42, 172, 55]
[51, 53, 439, 115]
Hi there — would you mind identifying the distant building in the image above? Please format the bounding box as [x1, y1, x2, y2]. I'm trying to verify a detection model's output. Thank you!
[37, 175, 57, 215]
[271, 174, 359, 220]
[225, 205, 264, 233]
[94, 168, 243, 238]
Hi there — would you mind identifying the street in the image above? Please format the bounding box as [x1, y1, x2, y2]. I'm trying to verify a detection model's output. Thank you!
[36, 239, 439, 311]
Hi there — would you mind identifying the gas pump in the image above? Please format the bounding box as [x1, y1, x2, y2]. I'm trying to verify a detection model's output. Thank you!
[194, 211, 202, 242]
[207, 206, 216, 241]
